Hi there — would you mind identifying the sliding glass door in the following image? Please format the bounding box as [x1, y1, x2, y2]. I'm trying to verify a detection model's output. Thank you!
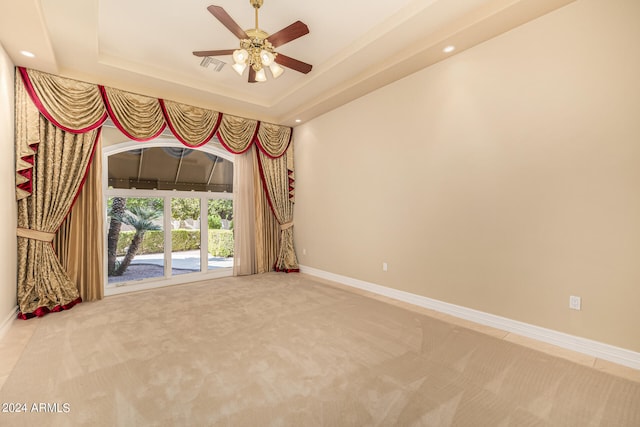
[105, 192, 234, 287]
[170, 197, 201, 276]
[104, 141, 234, 293]
[106, 196, 165, 284]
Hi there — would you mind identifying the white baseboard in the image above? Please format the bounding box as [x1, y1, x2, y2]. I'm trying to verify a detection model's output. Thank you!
[299, 265, 640, 371]
[0, 306, 18, 341]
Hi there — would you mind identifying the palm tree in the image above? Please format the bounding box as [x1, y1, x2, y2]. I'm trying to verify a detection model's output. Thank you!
[107, 197, 126, 276]
[113, 206, 162, 276]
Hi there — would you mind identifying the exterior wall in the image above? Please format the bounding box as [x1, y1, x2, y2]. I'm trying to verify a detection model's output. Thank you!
[293, 0, 640, 352]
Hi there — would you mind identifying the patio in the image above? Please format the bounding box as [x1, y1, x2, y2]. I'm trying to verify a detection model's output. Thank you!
[108, 250, 233, 284]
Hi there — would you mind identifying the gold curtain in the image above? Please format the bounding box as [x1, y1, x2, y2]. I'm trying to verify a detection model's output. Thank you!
[15, 68, 106, 202]
[101, 86, 166, 140]
[232, 147, 257, 276]
[53, 219, 71, 272]
[256, 122, 292, 158]
[254, 149, 280, 273]
[17, 67, 296, 201]
[19, 68, 107, 131]
[161, 99, 220, 147]
[217, 115, 258, 153]
[232, 145, 284, 275]
[15, 67, 299, 318]
[17, 117, 99, 317]
[15, 71, 41, 201]
[257, 146, 299, 271]
[54, 138, 104, 301]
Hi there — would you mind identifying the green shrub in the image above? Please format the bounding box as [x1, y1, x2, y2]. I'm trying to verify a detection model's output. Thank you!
[208, 229, 234, 258]
[117, 230, 164, 255]
[172, 229, 201, 251]
[208, 215, 221, 229]
[141, 230, 164, 253]
[116, 229, 233, 257]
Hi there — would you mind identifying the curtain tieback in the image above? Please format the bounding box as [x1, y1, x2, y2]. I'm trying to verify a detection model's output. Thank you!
[16, 227, 56, 242]
[280, 221, 293, 231]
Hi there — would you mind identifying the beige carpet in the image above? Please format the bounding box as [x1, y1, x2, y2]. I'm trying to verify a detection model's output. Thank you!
[0, 273, 638, 426]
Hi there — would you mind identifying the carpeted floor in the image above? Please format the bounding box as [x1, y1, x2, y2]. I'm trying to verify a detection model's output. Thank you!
[0, 273, 639, 426]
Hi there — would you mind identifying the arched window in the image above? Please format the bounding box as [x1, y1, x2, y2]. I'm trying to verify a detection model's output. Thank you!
[103, 136, 234, 295]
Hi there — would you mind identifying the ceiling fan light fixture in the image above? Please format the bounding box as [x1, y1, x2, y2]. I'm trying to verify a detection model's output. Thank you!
[196, 1, 312, 83]
[269, 62, 284, 79]
[233, 49, 249, 64]
[260, 49, 274, 66]
[255, 68, 267, 82]
[232, 62, 247, 76]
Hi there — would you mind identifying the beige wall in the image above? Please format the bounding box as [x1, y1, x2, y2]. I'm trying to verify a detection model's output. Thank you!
[293, 0, 640, 352]
[0, 43, 17, 329]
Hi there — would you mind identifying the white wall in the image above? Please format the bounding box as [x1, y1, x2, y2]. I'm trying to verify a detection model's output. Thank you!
[293, 0, 640, 352]
[0, 43, 17, 335]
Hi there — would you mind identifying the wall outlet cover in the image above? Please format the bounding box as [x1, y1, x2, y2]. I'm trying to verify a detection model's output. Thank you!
[569, 295, 581, 310]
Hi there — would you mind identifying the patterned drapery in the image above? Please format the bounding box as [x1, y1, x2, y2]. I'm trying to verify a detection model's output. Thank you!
[16, 98, 100, 317]
[217, 114, 259, 154]
[100, 86, 166, 141]
[15, 67, 299, 318]
[254, 153, 281, 273]
[257, 145, 299, 272]
[19, 68, 107, 133]
[16, 67, 293, 200]
[256, 122, 292, 158]
[160, 99, 221, 147]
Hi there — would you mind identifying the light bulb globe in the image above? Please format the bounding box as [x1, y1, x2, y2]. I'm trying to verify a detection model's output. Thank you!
[232, 62, 247, 76]
[260, 50, 274, 66]
[233, 49, 248, 64]
[255, 68, 267, 82]
[270, 63, 284, 79]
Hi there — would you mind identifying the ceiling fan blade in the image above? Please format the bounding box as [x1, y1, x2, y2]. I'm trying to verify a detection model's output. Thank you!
[207, 5, 248, 39]
[275, 54, 313, 74]
[267, 21, 309, 48]
[248, 68, 257, 83]
[192, 49, 235, 57]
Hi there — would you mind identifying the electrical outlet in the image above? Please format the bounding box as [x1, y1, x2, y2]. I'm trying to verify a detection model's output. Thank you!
[569, 295, 581, 310]
[302, 248, 306, 256]
[382, 262, 388, 272]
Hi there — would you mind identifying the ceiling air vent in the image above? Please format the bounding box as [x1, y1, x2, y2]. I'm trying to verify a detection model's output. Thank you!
[200, 56, 226, 72]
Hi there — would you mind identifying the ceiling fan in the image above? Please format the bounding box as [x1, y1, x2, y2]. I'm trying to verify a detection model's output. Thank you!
[193, 0, 313, 83]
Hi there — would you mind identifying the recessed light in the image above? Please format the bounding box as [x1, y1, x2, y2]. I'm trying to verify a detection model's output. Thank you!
[443, 45, 455, 53]
[295, 119, 302, 123]
[20, 50, 35, 58]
